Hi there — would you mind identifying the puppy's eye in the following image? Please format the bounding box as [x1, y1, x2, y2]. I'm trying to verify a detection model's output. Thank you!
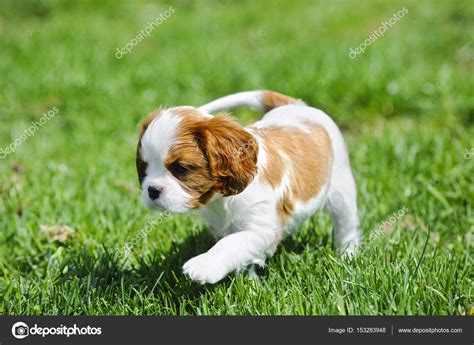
[170, 162, 189, 177]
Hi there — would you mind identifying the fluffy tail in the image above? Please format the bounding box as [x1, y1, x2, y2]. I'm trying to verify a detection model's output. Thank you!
[198, 90, 306, 114]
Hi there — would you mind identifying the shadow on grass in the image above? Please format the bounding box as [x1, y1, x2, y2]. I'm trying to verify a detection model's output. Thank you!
[59, 229, 234, 313]
[59, 226, 331, 314]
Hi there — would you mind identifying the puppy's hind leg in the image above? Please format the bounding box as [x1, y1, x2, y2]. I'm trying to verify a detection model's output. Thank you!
[326, 163, 361, 257]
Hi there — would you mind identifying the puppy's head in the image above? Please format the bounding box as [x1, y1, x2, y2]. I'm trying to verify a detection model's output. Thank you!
[136, 107, 258, 213]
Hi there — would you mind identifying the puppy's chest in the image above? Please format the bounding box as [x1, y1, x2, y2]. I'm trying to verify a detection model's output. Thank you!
[199, 198, 243, 238]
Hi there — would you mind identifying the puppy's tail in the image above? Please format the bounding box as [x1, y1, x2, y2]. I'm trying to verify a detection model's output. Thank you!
[198, 90, 306, 114]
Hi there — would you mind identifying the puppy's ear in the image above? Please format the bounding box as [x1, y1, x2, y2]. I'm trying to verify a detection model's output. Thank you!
[197, 114, 258, 196]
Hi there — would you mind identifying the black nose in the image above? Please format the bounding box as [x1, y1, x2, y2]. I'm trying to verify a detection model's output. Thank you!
[148, 186, 162, 200]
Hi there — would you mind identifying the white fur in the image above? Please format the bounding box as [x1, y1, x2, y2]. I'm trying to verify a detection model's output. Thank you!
[143, 91, 361, 284]
[198, 91, 266, 113]
[141, 109, 194, 213]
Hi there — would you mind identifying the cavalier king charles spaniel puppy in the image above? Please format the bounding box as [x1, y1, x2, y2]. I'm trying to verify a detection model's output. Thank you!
[136, 90, 360, 284]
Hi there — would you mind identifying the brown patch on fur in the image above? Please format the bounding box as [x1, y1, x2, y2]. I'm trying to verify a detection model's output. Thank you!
[164, 108, 258, 208]
[261, 90, 305, 112]
[257, 123, 332, 226]
[197, 115, 258, 196]
[163, 108, 215, 208]
[136, 109, 162, 186]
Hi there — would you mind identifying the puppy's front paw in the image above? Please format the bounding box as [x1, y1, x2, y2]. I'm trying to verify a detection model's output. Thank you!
[183, 253, 228, 284]
[337, 237, 360, 258]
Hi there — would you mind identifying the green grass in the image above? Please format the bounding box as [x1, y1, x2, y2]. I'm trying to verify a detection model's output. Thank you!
[0, 0, 472, 315]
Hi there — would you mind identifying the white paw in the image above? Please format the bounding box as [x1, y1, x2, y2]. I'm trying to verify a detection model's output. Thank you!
[183, 253, 229, 284]
[247, 264, 259, 280]
[337, 238, 360, 258]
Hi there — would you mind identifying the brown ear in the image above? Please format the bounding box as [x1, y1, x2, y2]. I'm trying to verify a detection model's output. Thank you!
[197, 114, 258, 196]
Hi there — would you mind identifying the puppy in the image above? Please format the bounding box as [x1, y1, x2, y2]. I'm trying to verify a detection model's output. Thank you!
[136, 90, 360, 284]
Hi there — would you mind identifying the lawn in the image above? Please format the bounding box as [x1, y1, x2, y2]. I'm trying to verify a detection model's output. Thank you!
[0, 0, 472, 315]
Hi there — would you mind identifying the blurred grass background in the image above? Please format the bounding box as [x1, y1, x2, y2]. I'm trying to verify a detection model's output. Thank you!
[0, 0, 472, 315]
